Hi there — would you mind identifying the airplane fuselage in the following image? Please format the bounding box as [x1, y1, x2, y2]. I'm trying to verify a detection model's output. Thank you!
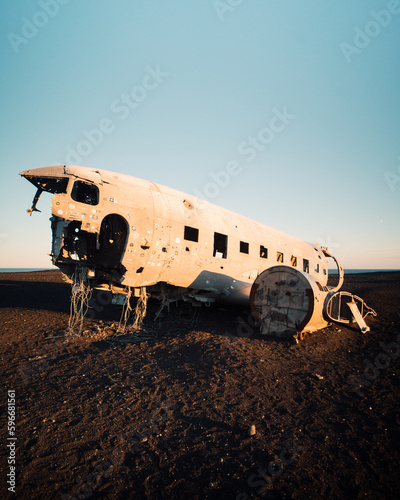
[20, 165, 332, 305]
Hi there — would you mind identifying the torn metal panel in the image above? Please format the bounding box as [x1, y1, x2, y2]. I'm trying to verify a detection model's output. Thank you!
[325, 291, 377, 332]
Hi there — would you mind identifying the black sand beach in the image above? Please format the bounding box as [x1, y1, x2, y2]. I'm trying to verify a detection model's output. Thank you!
[1, 270, 400, 499]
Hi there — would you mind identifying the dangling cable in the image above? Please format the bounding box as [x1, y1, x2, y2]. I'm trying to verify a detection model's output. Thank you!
[155, 284, 170, 320]
[132, 287, 149, 330]
[118, 286, 133, 333]
[67, 267, 92, 336]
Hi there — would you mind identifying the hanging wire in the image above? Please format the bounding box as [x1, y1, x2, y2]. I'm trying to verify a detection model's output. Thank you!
[154, 284, 170, 320]
[117, 286, 149, 333]
[132, 287, 149, 330]
[117, 286, 133, 333]
[67, 267, 92, 336]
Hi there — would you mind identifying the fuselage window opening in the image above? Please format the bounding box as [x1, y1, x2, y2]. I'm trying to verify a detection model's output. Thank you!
[303, 259, 310, 273]
[315, 263, 320, 273]
[240, 241, 249, 254]
[71, 180, 99, 205]
[260, 245, 268, 259]
[277, 251, 284, 263]
[291, 255, 297, 267]
[184, 225, 199, 242]
[323, 268, 327, 275]
[213, 232, 227, 259]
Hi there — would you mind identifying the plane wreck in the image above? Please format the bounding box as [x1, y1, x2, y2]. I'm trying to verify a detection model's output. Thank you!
[20, 165, 376, 341]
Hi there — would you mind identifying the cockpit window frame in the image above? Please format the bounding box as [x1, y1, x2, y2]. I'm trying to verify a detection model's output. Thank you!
[71, 180, 99, 206]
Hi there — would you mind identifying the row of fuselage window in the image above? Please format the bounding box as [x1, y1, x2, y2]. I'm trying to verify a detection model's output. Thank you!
[183, 225, 324, 274]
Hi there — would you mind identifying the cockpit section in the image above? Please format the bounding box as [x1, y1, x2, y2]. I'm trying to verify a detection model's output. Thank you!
[23, 175, 69, 214]
[20, 167, 129, 285]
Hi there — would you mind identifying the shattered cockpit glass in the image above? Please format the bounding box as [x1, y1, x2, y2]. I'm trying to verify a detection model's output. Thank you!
[23, 176, 69, 214]
[25, 176, 69, 194]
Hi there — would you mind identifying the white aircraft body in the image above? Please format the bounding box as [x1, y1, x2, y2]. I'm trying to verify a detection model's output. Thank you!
[20, 165, 335, 304]
[22, 165, 377, 341]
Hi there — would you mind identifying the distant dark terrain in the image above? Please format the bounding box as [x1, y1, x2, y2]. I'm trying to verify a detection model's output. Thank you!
[1, 270, 400, 499]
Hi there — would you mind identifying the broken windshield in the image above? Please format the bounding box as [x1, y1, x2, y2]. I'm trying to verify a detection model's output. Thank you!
[25, 176, 69, 194]
[24, 176, 69, 215]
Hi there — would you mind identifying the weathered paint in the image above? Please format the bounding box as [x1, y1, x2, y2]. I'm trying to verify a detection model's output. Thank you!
[20, 165, 334, 305]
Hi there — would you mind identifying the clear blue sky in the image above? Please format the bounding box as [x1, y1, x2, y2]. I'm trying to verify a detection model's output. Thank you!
[1, 0, 399, 269]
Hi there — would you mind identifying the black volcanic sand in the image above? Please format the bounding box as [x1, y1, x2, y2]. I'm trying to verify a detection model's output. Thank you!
[1, 270, 400, 499]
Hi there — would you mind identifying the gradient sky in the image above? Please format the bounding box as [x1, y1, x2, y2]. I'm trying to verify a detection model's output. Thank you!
[1, 0, 399, 269]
